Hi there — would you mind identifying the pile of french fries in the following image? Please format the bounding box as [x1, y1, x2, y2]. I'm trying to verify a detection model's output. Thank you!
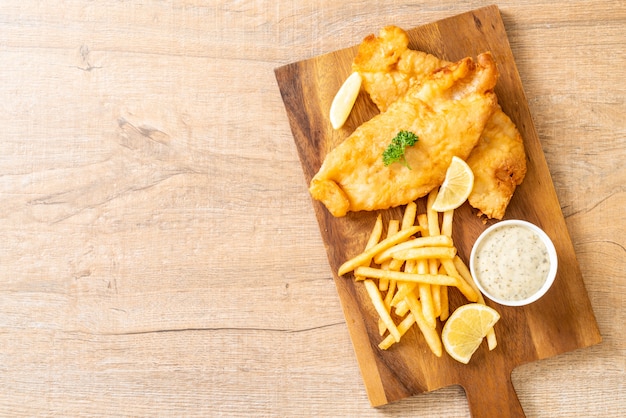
[338, 189, 497, 356]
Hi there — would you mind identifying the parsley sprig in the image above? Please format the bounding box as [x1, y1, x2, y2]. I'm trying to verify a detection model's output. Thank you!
[382, 130, 419, 168]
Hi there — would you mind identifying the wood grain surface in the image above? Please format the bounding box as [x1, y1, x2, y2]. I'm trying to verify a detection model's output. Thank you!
[0, 1, 624, 417]
[276, 6, 602, 415]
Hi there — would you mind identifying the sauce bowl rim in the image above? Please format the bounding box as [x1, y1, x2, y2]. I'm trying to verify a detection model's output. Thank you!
[469, 219, 558, 307]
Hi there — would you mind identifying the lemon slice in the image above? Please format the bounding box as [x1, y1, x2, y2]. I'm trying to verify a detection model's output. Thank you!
[431, 156, 474, 212]
[442, 303, 500, 364]
[329, 72, 362, 129]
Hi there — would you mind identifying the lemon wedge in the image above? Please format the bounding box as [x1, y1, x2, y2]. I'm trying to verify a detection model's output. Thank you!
[441, 303, 500, 364]
[431, 156, 474, 212]
[329, 72, 362, 130]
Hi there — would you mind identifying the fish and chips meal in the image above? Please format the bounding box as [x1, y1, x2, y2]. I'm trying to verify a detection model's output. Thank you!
[308, 26, 531, 363]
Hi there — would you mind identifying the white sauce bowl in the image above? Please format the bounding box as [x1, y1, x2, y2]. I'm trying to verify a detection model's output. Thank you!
[469, 220, 558, 307]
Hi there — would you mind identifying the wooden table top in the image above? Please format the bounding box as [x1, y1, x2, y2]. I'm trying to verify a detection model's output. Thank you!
[1, 1, 623, 416]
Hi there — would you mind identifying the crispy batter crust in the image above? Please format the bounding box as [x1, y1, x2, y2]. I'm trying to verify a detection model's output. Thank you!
[310, 53, 498, 217]
[352, 26, 527, 219]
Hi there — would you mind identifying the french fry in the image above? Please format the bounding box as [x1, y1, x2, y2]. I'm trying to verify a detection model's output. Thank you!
[418, 258, 430, 276]
[367, 214, 384, 248]
[435, 205, 452, 318]
[384, 202, 418, 275]
[436, 264, 450, 321]
[419, 283, 436, 329]
[389, 260, 418, 312]
[341, 196, 500, 361]
[390, 283, 417, 307]
[415, 212, 436, 323]
[404, 259, 417, 275]
[377, 258, 393, 335]
[387, 258, 405, 272]
[338, 226, 421, 276]
[404, 292, 442, 356]
[355, 266, 458, 286]
[382, 202, 421, 282]
[440, 258, 479, 302]
[439, 284, 449, 321]
[391, 246, 457, 261]
[388, 219, 400, 235]
[378, 317, 387, 337]
[453, 255, 497, 350]
[432, 284, 442, 318]
[415, 255, 436, 328]
[378, 219, 400, 291]
[380, 294, 443, 356]
[364, 279, 401, 342]
[417, 214, 429, 235]
[384, 278, 397, 307]
[378, 313, 415, 350]
[390, 281, 418, 307]
[377, 218, 404, 332]
[426, 188, 441, 236]
[452, 256, 480, 296]
[389, 259, 418, 307]
[354, 214, 384, 282]
[378, 277, 397, 335]
[429, 258, 442, 318]
[401, 201, 417, 230]
[441, 209, 454, 237]
[394, 298, 410, 317]
[373, 235, 454, 264]
[378, 260, 391, 289]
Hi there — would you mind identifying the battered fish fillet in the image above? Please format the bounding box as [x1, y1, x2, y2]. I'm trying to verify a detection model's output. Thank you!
[310, 53, 498, 217]
[352, 26, 527, 219]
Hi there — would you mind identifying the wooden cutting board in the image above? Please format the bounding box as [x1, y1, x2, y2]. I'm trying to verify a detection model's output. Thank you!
[274, 5, 601, 417]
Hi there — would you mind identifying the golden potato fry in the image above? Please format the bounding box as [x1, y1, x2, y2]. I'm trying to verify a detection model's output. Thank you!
[404, 292, 442, 356]
[390, 283, 417, 307]
[437, 264, 451, 321]
[440, 284, 449, 321]
[427, 188, 441, 236]
[429, 258, 442, 318]
[441, 209, 454, 237]
[417, 213, 429, 236]
[419, 283, 436, 329]
[338, 226, 421, 276]
[374, 235, 453, 264]
[432, 284, 442, 318]
[364, 279, 401, 342]
[341, 196, 500, 359]
[394, 298, 410, 317]
[378, 278, 397, 335]
[354, 214, 384, 282]
[378, 313, 415, 350]
[388, 219, 401, 235]
[354, 266, 457, 286]
[391, 246, 457, 261]
[415, 256, 436, 328]
[401, 201, 417, 230]
[378, 219, 400, 291]
[440, 258, 479, 302]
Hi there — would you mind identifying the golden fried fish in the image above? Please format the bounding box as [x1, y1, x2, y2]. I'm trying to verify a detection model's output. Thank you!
[352, 26, 527, 219]
[310, 53, 498, 217]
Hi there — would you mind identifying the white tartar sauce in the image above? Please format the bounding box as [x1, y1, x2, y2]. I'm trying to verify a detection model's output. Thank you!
[473, 224, 551, 301]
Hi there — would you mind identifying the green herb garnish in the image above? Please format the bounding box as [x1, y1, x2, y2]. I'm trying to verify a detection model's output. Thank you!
[382, 130, 419, 168]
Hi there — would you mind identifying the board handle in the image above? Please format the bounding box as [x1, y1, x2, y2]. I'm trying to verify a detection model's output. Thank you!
[463, 371, 525, 418]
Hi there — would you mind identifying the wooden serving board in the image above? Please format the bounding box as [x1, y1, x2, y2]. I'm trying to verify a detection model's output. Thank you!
[275, 5, 601, 417]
